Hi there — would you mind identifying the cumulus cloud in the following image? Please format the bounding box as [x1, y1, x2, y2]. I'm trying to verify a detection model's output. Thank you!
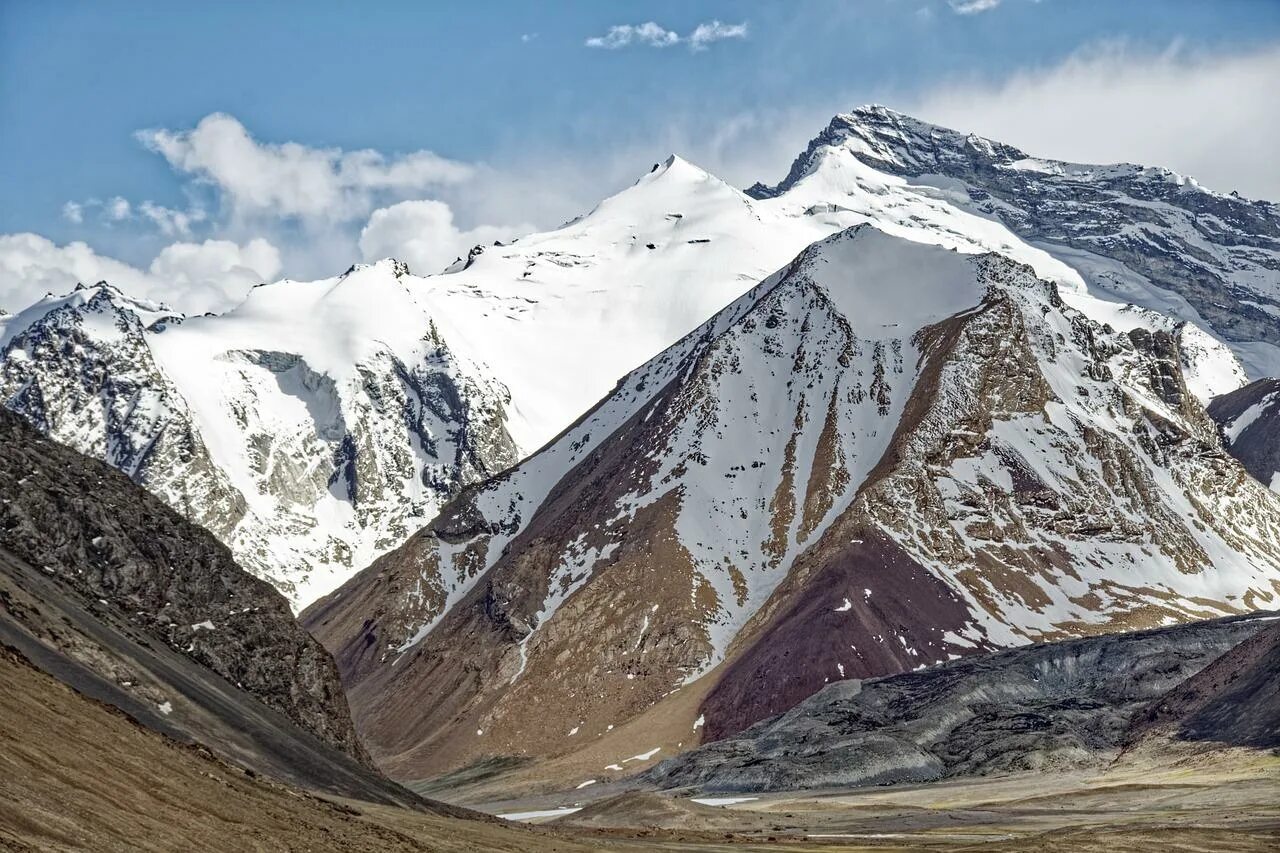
[147, 238, 281, 309]
[358, 200, 533, 275]
[906, 41, 1280, 199]
[61, 202, 84, 224]
[0, 233, 281, 315]
[585, 20, 746, 51]
[949, 0, 1001, 14]
[136, 113, 474, 224]
[105, 196, 132, 221]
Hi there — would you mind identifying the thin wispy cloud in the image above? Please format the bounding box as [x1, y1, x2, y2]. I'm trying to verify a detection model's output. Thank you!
[585, 20, 747, 51]
[689, 20, 749, 51]
[585, 22, 680, 50]
[907, 41, 1280, 199]
[139, 201, 208, 237]
[949, 0, 1001, 14]
[60, 194, 206, 237]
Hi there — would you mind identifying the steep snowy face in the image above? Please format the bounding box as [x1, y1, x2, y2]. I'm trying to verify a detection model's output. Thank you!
[407, 155, 839, 451]
[0, 263, 518, 606]
[749, 105, 1280, 377]
[304, 226, 1280, 779]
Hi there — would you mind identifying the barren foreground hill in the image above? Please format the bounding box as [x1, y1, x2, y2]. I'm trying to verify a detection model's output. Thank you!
[4, 640, 1278, 852]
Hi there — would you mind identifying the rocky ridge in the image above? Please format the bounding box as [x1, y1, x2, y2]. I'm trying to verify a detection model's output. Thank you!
[749, 105, 1280, 377]
[0, 405, 370, 766]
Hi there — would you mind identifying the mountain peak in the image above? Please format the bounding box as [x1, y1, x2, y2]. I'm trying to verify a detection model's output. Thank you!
[747, 106, 1026, 199]
[341, 257, 411, 279]
[1, 280, 177, 340]
[643, 152, 715, 184]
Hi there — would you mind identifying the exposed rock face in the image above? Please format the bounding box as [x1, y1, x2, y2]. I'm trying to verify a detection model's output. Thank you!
[1130, 618, 1280, 750]
[306, 227, 1280, 780]
[0, 266, 517, 606]
[748, 105, 1280, 375]
[0, 285, 247, 541]
[1209, 378, 1280, 493]
[643, 611, 1277, 792]
[0, 406, 371, 767]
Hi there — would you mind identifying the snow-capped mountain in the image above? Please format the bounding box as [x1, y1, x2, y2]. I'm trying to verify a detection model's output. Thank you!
[0, 265, 517, 605]
[748, 105, 1280, 377]
[305, 226, 1280, 780]
[3, 106, 1274, 616]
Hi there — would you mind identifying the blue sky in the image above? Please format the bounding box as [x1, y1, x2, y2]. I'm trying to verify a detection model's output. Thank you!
[2, 0, 1279, 312]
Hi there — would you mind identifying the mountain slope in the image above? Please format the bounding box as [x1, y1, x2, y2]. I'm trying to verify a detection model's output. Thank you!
[0, 267, 517, 606]
[642, 610, 1277, 792]
[305, 226, 1280, 781]
[1209, 378, 1280, 492]
[1130, 617, 1280, 750]
[0, 405, 381, 783]
[0, 644, 631, 853]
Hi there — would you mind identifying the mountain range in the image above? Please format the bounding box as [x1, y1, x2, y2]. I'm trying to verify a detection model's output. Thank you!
[4, 106, 1280, 789]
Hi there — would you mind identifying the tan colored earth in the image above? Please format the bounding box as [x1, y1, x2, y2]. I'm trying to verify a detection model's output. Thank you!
[6, 640, 1277, 853]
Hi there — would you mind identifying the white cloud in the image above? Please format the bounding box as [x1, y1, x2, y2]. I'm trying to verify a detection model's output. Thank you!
[0, 233, 281, 315]
[949, 0, 1001, 13]
[358, 200, 533, 276]
[521, 33, 538, 43]
[0, 234, 154, 309]
[148, 238, 281, 310]
[139, 201, 207, 237]
[136, 113, 474, 224]
[586, 22, 679, 50]
[906, 41, 1280, 199]
[105, 197, 132, 221]
[585, 20, 746, 51]
[57, 195, 206, 237]
[689, 20, 748, 51]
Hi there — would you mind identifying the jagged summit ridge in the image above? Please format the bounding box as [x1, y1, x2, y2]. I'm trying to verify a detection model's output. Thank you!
[750, 105, 1280, 375]
[752, 104, 1234, 199]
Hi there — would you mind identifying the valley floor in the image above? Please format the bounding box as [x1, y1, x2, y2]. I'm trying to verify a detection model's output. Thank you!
[457, 748, 1280, 852]
[3, 640, 1277, 852]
